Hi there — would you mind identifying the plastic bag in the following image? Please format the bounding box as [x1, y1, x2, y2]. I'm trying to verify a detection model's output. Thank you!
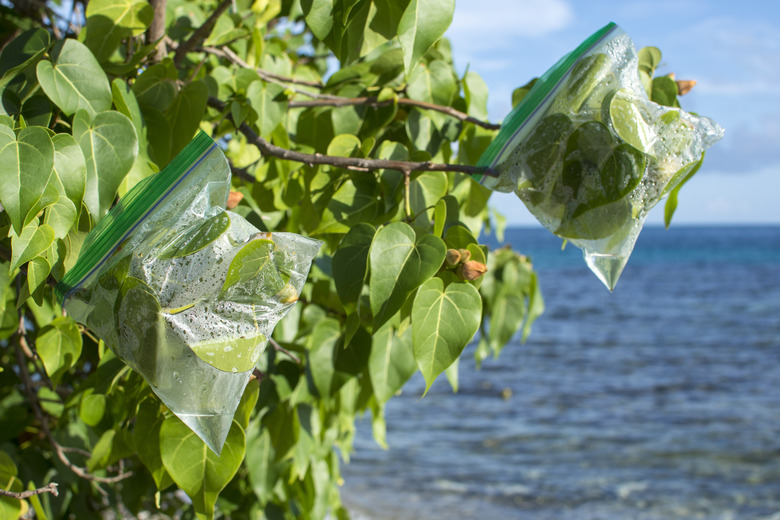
[56, 131, 322, 453]
[473, 22, 724, 290]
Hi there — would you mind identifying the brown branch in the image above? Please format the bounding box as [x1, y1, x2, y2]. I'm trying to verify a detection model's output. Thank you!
[208, 98, 496, 177]
[146, 0, 168, 63]
[173, 0, 232, 66]
[13, 342, 132, 489]
[269, 337, 301, 365]
[200, 46, 501, 130]
[0, 483, 59, 499]
[198, 46, 325, 88]
[289, 96, 502, 131]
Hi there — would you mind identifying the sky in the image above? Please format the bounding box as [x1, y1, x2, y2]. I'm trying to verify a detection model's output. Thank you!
[445, 0, 780, 226]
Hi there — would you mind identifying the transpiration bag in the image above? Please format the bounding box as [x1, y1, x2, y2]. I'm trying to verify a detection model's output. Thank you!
[56, 132, 321, 453]
[474, 22, 724, 290]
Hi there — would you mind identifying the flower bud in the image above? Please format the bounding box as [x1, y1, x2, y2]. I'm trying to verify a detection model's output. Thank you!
[458, 249, 471, 262]
[457, 260, 487, 281]
[445, 249, 461, 267]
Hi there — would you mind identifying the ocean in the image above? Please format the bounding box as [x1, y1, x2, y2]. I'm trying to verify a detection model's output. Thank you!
[340, 225, 780, 520]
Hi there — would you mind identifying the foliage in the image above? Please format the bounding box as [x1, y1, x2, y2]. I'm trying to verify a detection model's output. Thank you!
[0, 1, 695, 519]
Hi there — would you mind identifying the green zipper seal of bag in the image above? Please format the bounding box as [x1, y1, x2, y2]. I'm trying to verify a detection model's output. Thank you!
[472, 22, 618, 185]
[56, 131, 219, 304]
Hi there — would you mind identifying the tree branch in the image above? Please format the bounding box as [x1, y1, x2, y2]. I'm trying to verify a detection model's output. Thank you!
[173, 0, 232, 66]
[13, 341, 132, 490]
[269, 337, 301, 365]
[146, 0, 168, 63]
[200, 45, 501, 130]
[289, 96, 501, 131]
[0, 483, 59, 499]
[208, 98, 496, 177]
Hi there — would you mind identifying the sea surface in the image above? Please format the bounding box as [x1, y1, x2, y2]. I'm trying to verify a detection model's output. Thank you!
[340, 225, 780, 520]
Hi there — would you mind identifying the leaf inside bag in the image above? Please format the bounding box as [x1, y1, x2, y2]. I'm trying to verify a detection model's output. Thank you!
[157, 211, 231, 260]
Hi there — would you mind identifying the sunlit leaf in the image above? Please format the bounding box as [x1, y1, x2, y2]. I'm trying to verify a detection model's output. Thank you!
[369, 222, 445, 329]
[412, 278, 481, 392]
[397, 0, 455, 74]
[36, 39, 112, 118]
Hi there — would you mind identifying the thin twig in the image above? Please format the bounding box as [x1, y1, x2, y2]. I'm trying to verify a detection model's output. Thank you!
[268, 337, 301, 365]
[13, 342, 133, 490]
[199, 46, 324, 88]
[201, 46, 501, 130]
[403, 170, 412, 220]
[289, 96, 502, 131]
[0, 483, 59, 499]
[173, 0, 232, 66]
[208, 97, 496, 177]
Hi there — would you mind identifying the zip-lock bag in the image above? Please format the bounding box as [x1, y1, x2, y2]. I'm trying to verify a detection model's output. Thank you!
[56, 131, 321, 453]
[473, 22, 724, 290]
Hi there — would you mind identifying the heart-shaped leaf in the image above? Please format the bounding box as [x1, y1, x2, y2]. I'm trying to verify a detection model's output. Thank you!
[332, 223, 375, 310]
[73, 110, 138, 221]
[10, 223, 55, 273]
[412, 278, 481, 393]
[369, 221, 445, 329]
[369, 324, 416, 403]
[161, 416, 246, 520]
[36, 316, 82, 386]
[0, 28, 50, 87]
[36, 39, 112, 118]
[0, 126, 57, 236]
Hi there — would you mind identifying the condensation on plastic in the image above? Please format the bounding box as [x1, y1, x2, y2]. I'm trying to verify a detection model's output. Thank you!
[61, 135, 322, 453]
[477, 24, 724, 290]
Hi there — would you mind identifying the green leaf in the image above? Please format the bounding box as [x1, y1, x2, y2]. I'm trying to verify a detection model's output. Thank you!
[246, 81, 287, 138]
[332, 223, 375, 309]
[463, 71, 489, 120]
[326, 133, 362, 157]
[220, 237, 277, 292]
[397, 0, 454, 74]
[73, 109, 139, 221]
[369, 324, 416, 403]
[52, 133, 87, 216]
[36, 316, 82, 386]
[134, 396, 174, 490]
[0, 28, 50, 87]
[79, 393, 106, 427]
[87, 428, 134, 471]
[161, 417, 246, 520]
[409, 171, 447, 224]
[301, 0, 334, 40]
[26, 255, 50, 306]
[36, 39, 112, 118]
[412, 278, 481, 393]
[132, 61, 178, 111]
[306, 318, 341, 398]
[244, 422, 278, 503]
[84, 0, 154, 62]
[166, 80, 208, 160]
[664, 154, 704, 228]
[651, 75, 679, 108]
[0, 451, 22, 520]
[316, 173, 380, 234]
[158, 211, 231, 260]
[406, 60, 457, 108]
[0, 125, 57, 235]
[10, 222, 55, 273]
[369, 222, 446, 329]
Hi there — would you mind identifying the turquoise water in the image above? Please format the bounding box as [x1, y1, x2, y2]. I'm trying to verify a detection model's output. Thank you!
[341, 225, 780, 519]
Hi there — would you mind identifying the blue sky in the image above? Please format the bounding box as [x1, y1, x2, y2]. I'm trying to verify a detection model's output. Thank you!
[446, 0, 780, 226]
